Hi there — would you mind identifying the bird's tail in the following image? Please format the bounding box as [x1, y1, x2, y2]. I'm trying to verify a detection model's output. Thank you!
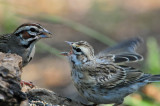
[147, 75, 160, 82]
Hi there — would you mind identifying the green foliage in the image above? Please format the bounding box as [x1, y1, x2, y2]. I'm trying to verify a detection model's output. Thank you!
[146, 37, 160, 74]
[89, 1, 127, 32]
[0, 2, 19, 34]
[1, 14, 19, 33]
[124, 95, 160, 106]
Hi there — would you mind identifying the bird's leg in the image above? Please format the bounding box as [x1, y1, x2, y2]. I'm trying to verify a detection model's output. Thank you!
[20, 80, 35, 88]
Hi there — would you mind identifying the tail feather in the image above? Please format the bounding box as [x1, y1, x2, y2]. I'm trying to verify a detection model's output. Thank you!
[147, 75, 160, 82]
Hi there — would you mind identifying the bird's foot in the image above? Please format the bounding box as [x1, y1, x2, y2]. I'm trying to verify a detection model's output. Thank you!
[20, 80, 35, 88]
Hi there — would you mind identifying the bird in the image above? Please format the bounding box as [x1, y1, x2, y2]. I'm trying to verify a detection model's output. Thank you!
[0, 23, 52, 67]
[61, 38, 160, 106]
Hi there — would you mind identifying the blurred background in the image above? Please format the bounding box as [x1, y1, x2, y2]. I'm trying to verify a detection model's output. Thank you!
[0, 0, 160, 106]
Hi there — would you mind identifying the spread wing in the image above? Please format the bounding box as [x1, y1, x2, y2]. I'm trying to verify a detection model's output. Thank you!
[84, 63, 145, 88]
[96, 37, 143, 63]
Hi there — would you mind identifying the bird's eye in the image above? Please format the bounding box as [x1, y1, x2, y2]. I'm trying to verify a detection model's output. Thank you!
[75, 48, 81, 52]
[30, 28, 36, 32]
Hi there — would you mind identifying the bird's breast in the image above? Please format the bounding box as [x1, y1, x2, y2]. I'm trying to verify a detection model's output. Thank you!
[20, 45, 35, 66]
[71, 68, 96, 88]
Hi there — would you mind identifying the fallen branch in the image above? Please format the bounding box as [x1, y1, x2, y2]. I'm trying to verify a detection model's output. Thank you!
[0, 52, 84, 106]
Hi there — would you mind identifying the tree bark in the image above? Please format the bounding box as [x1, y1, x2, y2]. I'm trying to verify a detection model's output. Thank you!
[0, 52, 25, 106]
[0, 52, 84, 106]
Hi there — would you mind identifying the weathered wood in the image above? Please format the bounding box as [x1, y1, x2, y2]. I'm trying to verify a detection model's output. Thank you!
[27, 88, 83, 106]
[0, 52, 84, 106]
[0, 52, 26, 106]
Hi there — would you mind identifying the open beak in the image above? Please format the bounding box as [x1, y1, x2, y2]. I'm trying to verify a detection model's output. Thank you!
[39, 28, 52, 38]
[60, 52, 69, 56]
[60, 41, 74, 56]
[65, 41, 74, 46]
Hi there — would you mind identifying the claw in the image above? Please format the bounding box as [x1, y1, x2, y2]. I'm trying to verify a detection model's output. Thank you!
[21, 80, 35, 88]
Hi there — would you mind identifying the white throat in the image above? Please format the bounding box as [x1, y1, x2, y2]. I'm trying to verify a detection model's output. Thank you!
[70, 54, 82, 66]
[69, 54, 91, 67]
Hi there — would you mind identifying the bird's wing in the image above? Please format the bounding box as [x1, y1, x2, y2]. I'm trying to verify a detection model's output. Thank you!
[100, 53, 143, 63]
[96, 37, 143, 63]
[97, 37, 143, 55]
[0, 34, 11, 42]
[120, 65, 159, 84]
[84, 63, 145, 88]
[119, 65, 145, 83]
[0, 34, 11, 52]
[84, 63, 126, 88]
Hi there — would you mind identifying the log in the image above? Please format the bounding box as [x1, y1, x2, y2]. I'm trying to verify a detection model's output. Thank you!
[0, 52, 26, 106]
[27, 88, 83, 106]
[0, 52, 84, 106]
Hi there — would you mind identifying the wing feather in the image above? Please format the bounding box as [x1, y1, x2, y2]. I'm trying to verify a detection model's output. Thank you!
[97, 37, 143, 55]
[96, 37, 143, 63]
[0, 34, 11, 53]
[85, 64, 126, 88]
[83, 64, 146, 88]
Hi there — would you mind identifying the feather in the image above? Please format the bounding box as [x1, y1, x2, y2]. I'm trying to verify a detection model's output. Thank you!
[97, 37, 143, 56]
[147, 75, 160, 82]
[96, 37, 143, 63]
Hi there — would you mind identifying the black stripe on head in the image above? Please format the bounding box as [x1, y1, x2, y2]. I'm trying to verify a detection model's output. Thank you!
[74, 41, 95, 59]
[22, 39, 37, 48]
[78, 41, 94, 56]
[76, 41, 88, 46]
[13, 23, 42, 35]
[16, 23, 42, 29]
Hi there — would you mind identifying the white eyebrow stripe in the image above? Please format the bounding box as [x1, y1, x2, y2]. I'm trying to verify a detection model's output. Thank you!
[14, 26, 38, 34]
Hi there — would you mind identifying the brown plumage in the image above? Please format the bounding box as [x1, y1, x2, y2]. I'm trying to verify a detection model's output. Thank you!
[62, 38, 160, 105]
[0, 23, 52, 66]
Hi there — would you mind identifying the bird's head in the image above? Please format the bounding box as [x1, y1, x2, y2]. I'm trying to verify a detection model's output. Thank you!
[61, 41, 95, 62]
[13, 23, 52, 47]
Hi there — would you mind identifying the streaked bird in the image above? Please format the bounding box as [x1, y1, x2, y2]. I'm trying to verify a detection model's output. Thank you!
[0, 23, 52, 66]
[61, 38, 160, 105]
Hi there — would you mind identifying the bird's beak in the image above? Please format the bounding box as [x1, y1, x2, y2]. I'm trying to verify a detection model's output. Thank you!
[39, 28, 52, 38]
[60, 41, 74, 56]
[65, 41, 73, 46]
[60, 52, 69, 56]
